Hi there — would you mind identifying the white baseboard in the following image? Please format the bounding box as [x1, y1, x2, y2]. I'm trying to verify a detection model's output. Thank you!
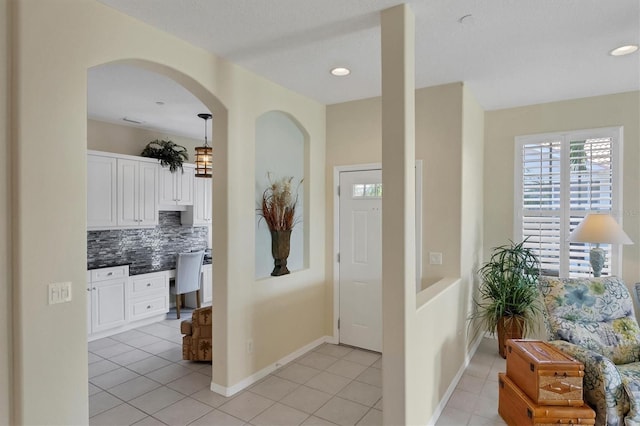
[325, 335, 339, 345]
[210, 335, 332, 397]
[88, 313, 167, 342]
[426, 335, 484, 425]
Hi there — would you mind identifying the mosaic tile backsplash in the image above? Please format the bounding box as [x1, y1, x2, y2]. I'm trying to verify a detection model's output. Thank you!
[88, 212, 209, 275]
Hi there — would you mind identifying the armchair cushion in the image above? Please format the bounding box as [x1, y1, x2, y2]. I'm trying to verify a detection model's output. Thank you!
[539, 276, 640, 364]
[550, 340, 628, 426]
[554, 318, 640, 365]
[621, 375, 640, 426]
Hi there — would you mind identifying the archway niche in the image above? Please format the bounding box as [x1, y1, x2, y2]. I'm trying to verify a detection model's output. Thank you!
[254, 111, 309, 278]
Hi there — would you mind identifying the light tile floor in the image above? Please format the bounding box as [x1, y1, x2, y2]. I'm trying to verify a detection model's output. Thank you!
[89, 310, 506, 426]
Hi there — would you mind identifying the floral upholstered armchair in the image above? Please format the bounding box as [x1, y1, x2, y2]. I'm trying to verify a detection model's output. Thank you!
[538, 276, 640, 426]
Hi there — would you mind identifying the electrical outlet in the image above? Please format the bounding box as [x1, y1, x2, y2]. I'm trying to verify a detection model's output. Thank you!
[247, 339, 253, 354]
[429, 252, 443, 265]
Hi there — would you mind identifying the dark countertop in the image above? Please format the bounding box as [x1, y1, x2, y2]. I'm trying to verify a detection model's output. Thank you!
[89, 255, 212, 276]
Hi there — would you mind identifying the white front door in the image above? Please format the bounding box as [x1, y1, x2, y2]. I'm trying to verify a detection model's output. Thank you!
[339, 169, 382, 352]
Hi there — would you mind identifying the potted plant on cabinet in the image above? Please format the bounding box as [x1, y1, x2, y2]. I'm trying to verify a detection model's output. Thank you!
[140, 139, 188, 172]
[469, 239, 541, 358]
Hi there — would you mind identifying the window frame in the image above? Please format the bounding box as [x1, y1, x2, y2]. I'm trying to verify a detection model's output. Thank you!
[514, 126, 624, 277]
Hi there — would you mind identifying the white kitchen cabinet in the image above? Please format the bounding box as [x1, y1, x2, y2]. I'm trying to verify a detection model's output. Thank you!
[86, 271, 92, 335]
[117, 158, 158, 227]
[202, 264, 212, 305]
[87, 154, 117, 229]
[128, 272, 169, 321]
[88, 266, 129, 335]
[182, 176, 211, 225]
[183, 263, 212, 308]
[158, 164, 194, 208]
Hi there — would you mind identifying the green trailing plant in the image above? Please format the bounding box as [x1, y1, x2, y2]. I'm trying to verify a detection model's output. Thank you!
[140, 139, 188, 173]
[257, 174, 302, 231]
[469, 239, 542, 339]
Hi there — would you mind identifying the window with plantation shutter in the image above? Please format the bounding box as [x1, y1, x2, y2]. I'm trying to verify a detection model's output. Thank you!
[514, 127, 623, 278]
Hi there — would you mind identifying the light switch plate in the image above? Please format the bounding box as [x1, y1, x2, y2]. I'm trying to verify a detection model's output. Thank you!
[48, 282, 72, 304]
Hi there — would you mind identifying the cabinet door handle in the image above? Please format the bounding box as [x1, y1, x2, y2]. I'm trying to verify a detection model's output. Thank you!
[92, 287, 97, 290]
[87, 288, 91, 292]
[147, 305, 151, 309]
[107, 272, 113, 276]
[146, 283, 151, 287]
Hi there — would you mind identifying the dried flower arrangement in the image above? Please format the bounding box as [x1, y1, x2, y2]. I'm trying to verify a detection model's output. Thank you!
[258, 174, 302, 231]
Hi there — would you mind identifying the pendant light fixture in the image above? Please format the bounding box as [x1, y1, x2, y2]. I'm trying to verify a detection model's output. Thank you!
[195, 113, 212, 178]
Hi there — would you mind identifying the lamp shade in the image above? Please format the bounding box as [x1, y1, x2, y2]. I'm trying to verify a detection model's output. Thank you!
[567, 213, 633, 245]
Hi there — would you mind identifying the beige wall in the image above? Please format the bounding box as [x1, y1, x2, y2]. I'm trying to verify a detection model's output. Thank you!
[416, 84, 464, 283]
[11, 1, 326, 424]
[406, 85, 485, 424]
[409, 278, 476, 423]
[326, 82, 465, 296]
[1, 0, 11, 423]
[87, 119, 203, 157]
[460, 85, 485, 298]
[326, 80, 484, 423]
[485, 92, 640, 283]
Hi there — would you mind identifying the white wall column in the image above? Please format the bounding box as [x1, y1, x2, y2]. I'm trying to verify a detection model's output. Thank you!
[380, 4, 416, 425]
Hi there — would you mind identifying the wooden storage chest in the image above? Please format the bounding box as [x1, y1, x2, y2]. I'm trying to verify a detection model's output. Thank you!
[499, 373, 595, 426]
[506, 339, 584, 406]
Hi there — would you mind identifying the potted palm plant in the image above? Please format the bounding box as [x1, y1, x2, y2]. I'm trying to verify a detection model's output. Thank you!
[469, 239, 541, 358]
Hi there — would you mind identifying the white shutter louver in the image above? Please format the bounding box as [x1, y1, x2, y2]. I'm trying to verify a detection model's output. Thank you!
[516, 130, 620, 277]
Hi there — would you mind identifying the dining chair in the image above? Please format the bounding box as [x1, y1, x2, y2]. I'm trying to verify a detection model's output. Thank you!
[171, 251, 205, 319]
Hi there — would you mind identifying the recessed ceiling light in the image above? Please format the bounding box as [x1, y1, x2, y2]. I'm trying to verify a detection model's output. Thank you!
[610, 45, 639, 56]
[330, 67, 351, 77]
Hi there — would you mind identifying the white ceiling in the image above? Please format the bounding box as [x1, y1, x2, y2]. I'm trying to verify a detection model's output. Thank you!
[90, 0, 640, 139]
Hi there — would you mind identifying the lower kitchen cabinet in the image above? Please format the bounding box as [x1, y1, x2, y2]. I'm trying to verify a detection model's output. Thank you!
[88, 266, 129, 335]
[87, 265, 206, 340]
[87, 266, 171, 340]
[128, 272, 169, 321]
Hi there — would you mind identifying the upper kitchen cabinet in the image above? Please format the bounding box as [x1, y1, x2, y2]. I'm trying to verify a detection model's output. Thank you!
[158, 164, 195, 209]
[182, 176, 211, 226]
[87, 153, 117, 228]
[117, 158, 158, 227]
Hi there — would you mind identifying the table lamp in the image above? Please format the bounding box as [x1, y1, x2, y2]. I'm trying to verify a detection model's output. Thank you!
[567, 213, 633, 277]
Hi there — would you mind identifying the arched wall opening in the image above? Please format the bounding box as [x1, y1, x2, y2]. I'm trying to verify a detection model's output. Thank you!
[85, 58, 229, 387]
[254, 110, 310, 279]
[11, 4, 326, 423]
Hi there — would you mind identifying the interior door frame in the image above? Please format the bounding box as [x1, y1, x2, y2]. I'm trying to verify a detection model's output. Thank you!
[332, 161, 423, 345]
